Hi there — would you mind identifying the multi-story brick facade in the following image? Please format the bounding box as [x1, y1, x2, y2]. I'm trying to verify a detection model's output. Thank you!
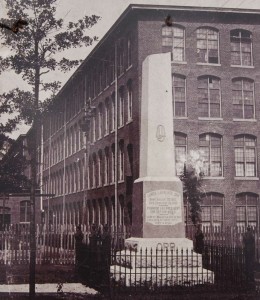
[41, 5, 260, 230]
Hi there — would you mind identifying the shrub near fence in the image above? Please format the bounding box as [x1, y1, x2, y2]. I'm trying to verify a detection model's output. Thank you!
[186, 225, 260, 263]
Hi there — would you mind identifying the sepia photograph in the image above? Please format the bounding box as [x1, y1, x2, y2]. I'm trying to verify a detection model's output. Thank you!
[0, 0, 259, 299]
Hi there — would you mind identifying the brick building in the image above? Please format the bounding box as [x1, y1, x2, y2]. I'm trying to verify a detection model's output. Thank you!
[0, 134, 41, 227]
[41, 4, 260, 230]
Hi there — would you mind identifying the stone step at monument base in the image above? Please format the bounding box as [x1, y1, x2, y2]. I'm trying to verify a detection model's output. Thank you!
[115, 249, 203, 268]
[110, 265, 214, 287]
[110, 237, 214, 286]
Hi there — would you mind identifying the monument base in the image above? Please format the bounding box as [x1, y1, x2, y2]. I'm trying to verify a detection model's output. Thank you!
[110, 237, 214, 287]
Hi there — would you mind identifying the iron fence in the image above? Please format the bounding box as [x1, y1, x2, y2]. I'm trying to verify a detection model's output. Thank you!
[109, 244, 253, 298]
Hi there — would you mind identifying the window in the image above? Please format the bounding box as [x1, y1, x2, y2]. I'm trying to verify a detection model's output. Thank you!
[198, 76, 221, 118]
[119, 140, 124, 181]
[104, 59, 109, 87]
[98, 104, 103, 139]
[119, 88, 124, 127]
[104, 98, 109, 134]
[127, 34, 132, 67]
[104, 148, 109, 185]
[197, 28, 219, 64]
[20, 201, 30, 223]
[162, 25, 185, 62]
[201, 193, 224, 228]
[199, 133, 223, 177]
[92, 110, 96, 142]
[127, 80, 133, 121]
[230, 29, 253, 66]
[173, 75, 186, 117]
[232, 78, 254, 119]
[234, 135, 257, 177]
[79, 162, 83, 191]
[98, 151, 102, 186]
[87, 159, 91, 189]
[98, 66, 102, 94]
[111, 144, 115, 183]
[111, 93, 115, 131]
[174, 133, 187, 175]
[117, 39, 125, 75]
[236, 193, 258, 227]
[92, 155, 96, 188]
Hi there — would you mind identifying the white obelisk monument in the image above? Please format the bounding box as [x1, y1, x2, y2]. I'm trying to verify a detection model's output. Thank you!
[111, 53, 214, 285]
[126, 52, 190, 250]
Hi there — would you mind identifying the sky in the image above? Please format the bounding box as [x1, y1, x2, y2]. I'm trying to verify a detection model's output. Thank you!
[1, 0, 260, 138]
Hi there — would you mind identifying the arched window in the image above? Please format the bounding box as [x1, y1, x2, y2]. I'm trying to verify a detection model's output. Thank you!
[201, 193, 224, 228]
[119, 195, 125, 227]
[173, 75, 186, 117]
[199, 133, 223, 177]
[230, 29, 253, 66]
[234, 135, 257, 177]
[236, 193, 258, 227]
[174, 133, 187, 175]
[0, 207, 10, 230]
[162, 25, 185, 62]
[198, 76, 221, 118]
[232, 78, 254, 119]
[197, 27, 219, 64]
[20, 201, 30, 223]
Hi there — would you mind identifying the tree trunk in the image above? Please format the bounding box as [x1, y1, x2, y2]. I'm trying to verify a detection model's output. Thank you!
[29, 40, 40, 299]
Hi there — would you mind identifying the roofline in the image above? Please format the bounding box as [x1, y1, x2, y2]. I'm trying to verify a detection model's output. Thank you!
[54, 3, 260, 101]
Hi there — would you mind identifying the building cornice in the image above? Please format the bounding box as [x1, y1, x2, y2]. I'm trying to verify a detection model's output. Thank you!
[54, 4, 260, 102]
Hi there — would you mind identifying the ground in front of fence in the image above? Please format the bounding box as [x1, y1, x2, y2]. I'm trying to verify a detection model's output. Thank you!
[0, 265, 78, 284]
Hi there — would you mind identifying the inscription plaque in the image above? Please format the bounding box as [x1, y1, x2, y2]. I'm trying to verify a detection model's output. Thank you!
[145, 190, 182, 226]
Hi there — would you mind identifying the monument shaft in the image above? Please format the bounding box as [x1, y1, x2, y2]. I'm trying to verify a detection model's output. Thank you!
[132, 53, 185, 238]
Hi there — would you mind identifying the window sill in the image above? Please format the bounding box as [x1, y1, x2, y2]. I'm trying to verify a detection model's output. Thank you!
[118, 72, 125, 79]
[233, 118, 257, 122]
[118, 180, 124, 183]
[118, 124, 124, 129]
[110, 130, 115, 134]
[198, 117, 223, 121]
[172, 61, 187, 65]
[103, 183, 110, 187]
[174, 116, 188, 119]
[104, 133, 109, 137]
[196, 63, 221, 67]
[126, 65, 133, 71]
[97, 185, 102, 188]
[126, 119, 133, 125]
[235, 177, 259, 181]
[231, 65, 254, 68]
[203, 177, 225, 180]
